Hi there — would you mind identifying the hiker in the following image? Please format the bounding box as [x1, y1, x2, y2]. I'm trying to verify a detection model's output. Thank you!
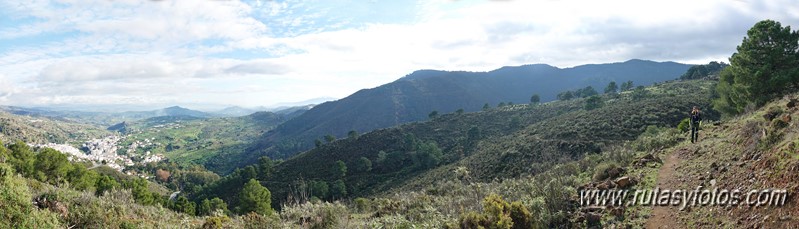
[690, 106, 702, 143]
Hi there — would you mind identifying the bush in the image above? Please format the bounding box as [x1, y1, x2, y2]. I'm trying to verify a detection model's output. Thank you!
[354, 197, 372, 213]
[0, 163, 62, 228]
[677, 118, 690, 132]
[630, 126, 681, 152]
[281, 202, 350, 229]
[202, 216, 231, 229]
[458, 194, 532, 229]
[592, 162, 619, 181]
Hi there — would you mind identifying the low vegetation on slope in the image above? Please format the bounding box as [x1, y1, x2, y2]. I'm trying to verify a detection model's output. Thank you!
[0, 111, 110, 145]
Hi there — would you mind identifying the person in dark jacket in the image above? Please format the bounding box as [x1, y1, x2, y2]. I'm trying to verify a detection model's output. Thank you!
[690, 106, 702, 143]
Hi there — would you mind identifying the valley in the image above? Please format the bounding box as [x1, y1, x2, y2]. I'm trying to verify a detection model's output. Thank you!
[1, 18, 797, 228]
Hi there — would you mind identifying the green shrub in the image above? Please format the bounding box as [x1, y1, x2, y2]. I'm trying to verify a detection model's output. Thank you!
[281, 202, 349, 229]
[592, 162, 619, 181]
[202, 216, 231, 229]
[630, 126, 681, 152]
[354, 197, 372, 213]
[677, 118, 690, 132]
[509, 201, 533, 229]
[0, 163, 62, 228]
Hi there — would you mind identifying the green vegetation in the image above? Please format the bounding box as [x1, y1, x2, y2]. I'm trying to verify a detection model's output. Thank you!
[237, 179, 273, 215]
[604, 81, 618, 94]
[620, 80, 634, 92]
[679, 61, 728, 80]
[6, 20, 798, 227]
[116, 112, 285, 172]
[530, 94, 540, 104]
[714, 20, 799, 116]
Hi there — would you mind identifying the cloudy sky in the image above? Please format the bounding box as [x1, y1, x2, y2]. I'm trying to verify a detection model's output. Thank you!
[0, 0, 797, 110]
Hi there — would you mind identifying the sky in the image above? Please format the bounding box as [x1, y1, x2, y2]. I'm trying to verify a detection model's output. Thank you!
[0, 0, 797, 110]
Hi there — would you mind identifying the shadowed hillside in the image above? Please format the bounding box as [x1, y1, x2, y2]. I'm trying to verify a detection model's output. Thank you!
[208, 60, 691, 174]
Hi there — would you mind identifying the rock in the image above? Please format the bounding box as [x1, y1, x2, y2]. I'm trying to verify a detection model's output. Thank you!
[782, 114, 792, 123]
[596, 182, 609, 190]
[608, 167, 622, 179]
[615, 176, 633, 189]
[710, 179, 717, 186]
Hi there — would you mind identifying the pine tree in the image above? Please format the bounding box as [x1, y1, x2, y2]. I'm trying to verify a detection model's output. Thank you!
[238, 179, 273, 215]
[714, 20, 799, 115]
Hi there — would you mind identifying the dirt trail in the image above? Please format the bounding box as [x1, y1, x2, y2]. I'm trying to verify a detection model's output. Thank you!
[645, 150, 684, 229]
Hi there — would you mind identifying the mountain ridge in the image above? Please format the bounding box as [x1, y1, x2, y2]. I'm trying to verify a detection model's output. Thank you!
[228, 60, 692, 170]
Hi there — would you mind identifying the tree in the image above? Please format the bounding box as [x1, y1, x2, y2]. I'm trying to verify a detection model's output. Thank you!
[7, 141, 34, 177]
[238, 179, 273, 215]
[529, 94, 540, 104]
[604, 81, 618, 94]
[584, 95, 603, 110]
[172, 195, 196, 216]
[334, 160, 347, 178]
[128, 178, 156, 205]
[482, 103, 491, 111]
[67, 164, 98, 191]
[620, 80, 634, 91]
[347, 130, 358, 139]
[208, 197, 228, 215]
[680, 61, 729, 80]
[355, 157, 372, 172]
[34, 148, 72, 183]
[456, 108, 464, 115]
[95, 175, 119, 196]
[557, 91, 574, 100]
[257, 156, 274, 181]
[714, 20, 799, 115]
[414, 141, 443, 169]
[324, 134, 336, 143]
[330, 179, 347, 199]
[575, 86, 598, 98]
[376, 151, 387, 164]
[314, 139, 323, 148]
[428, 110, 439, 119]
[309, 180, 329, 199]
[631, 86, 649, 100]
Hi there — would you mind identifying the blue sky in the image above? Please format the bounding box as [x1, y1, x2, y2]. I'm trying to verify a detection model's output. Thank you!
[0, 0, 797, 110]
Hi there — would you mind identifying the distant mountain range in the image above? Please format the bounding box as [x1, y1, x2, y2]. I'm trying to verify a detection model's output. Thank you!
[0, 104, 316, 126]
[227, 59, 691, 168]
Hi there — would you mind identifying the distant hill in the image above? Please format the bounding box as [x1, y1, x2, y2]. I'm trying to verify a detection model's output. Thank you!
[0, 105, 213, 125]
[213, 106, 259, 117]
[0, 110, 110, 145]
[225, 60, 691, 170]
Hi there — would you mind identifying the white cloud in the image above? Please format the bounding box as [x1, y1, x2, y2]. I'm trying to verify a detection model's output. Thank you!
[1, 0, 798, 109]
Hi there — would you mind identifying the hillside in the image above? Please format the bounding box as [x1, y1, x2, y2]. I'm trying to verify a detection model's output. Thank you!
[631, 94, 799, 228]
[116, 111, 289, 167]
[0, 111, 110, 145]
[215, 60, 691, 173]
[191, 80, 715, 212]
